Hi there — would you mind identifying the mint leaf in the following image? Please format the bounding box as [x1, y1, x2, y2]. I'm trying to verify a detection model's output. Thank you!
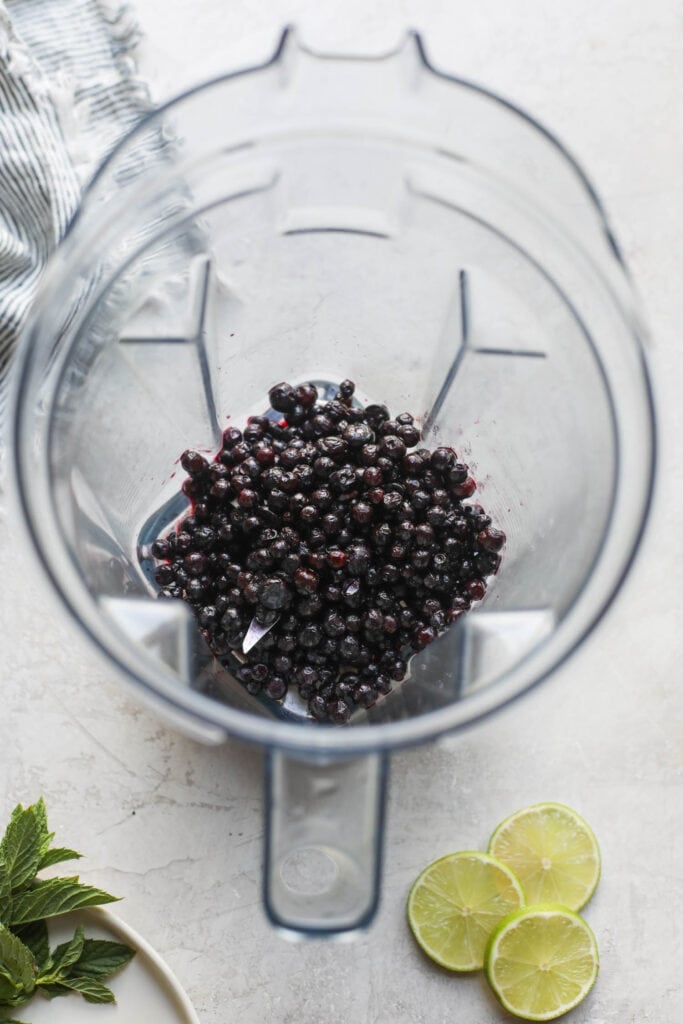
[0, 1017, 30, 1022]
[36, 848, 82, 872]
[0, 924, 35, 1005]
[11, 921, 49, 971]
[0, 808, 43, 894]
[74, 939, 135, 980]
[9, 878, 119, 926]
[31, 799, 53, 862]
[0, 925, 35, 992]
[0, 978, 20, 1004]
[37, 925, 85, 985]
[5, 807, 23, 830]
[0, 867, 11, 923]
[37, 981, 69, 1000]
[52, 975, 115, 1004]
[0, 994, 31, 1009]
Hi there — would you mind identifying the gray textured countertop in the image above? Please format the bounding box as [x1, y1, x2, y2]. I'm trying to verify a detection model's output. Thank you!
[2, 3, 682, 1020]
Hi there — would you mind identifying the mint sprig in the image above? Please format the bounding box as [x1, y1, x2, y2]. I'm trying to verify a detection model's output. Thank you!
[0, 799, 135, 1022]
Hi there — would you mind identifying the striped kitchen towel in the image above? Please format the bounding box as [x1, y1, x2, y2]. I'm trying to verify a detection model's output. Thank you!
[0, 0, 152, 445]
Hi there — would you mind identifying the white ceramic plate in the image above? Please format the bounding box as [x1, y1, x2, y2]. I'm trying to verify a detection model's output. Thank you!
[13, 907, 200, 1024]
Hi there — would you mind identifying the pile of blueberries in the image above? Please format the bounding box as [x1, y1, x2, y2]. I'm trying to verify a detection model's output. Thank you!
[151, 380, 505, 724]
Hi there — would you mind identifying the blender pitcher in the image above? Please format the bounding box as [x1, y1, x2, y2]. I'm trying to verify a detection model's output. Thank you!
[11, 31, 655, 935]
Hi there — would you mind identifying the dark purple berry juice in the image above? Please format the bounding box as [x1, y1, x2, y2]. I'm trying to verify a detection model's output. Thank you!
[151, 380, 505, 723]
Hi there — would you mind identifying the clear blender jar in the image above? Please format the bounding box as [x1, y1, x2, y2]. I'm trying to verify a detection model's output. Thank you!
[11, 31, 655, 936]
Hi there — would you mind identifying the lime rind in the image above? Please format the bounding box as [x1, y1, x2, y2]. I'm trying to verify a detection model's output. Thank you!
[485, 903, 599, 1021]
[407, 851, 525, 972]
[488, 802, 601, 912]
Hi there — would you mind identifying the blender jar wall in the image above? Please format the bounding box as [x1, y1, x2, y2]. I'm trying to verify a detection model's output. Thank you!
[12, 30, 654, 752]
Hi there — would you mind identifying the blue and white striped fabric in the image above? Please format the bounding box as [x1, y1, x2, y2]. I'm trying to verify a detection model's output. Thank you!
[0, 0, 151, 434]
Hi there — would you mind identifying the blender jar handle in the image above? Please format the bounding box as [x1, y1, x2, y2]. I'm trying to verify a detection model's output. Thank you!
[264, 750, 389, 936]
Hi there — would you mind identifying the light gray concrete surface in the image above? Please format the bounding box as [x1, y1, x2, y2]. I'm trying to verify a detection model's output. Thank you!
[2, 2, 682, 1021]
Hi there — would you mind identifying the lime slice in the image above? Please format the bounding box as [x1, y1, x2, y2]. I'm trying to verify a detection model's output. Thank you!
[407, 851, 525, 971]
[488, 802, 600, 911]
[485, 904, 599, 1020]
